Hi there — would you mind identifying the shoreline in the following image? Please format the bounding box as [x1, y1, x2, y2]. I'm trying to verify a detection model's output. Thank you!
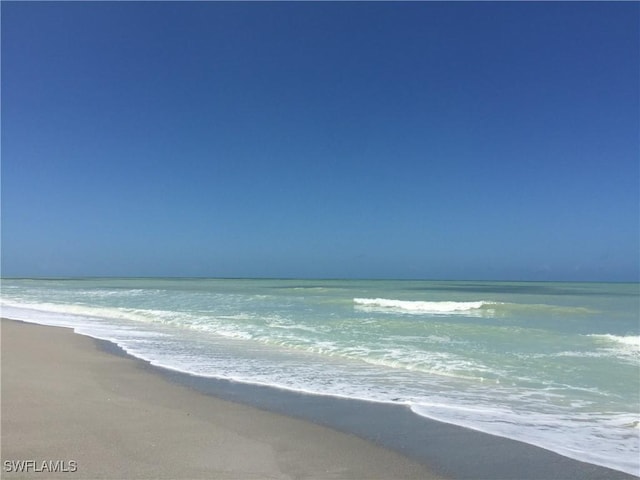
[2, 318, 637, 479]
[1, 318, 440, 479]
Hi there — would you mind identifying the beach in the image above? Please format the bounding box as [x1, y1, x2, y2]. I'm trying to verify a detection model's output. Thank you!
[1, 318, 439, 479]
[3, 317, 637, 480]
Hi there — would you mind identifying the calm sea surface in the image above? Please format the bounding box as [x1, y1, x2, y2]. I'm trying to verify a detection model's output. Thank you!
[2, 278, 638, 475]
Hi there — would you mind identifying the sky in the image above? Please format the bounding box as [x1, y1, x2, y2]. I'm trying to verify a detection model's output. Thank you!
[2, 2, 638, 281]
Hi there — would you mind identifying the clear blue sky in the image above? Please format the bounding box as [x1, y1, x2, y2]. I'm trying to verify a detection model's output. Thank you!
[2, 2, 638, 281]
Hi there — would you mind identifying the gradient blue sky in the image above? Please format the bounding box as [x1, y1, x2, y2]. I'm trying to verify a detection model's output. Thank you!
[2, 2, 638, 281]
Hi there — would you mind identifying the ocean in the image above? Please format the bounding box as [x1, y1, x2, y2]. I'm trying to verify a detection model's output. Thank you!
[1, 278, 638, 475]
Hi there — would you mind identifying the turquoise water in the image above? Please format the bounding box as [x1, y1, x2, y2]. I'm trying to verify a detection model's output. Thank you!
[2, 278, 638, 475]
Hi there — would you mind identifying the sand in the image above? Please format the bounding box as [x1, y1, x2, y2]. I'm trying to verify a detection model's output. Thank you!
[3, 318, 637, 480]
[1, 318, 441, 479]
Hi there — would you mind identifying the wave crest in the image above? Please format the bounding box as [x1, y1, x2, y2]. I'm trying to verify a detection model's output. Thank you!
[589, 334, 640, 347]
[353, 298, 497, 315]
[587, 334, 640, 362]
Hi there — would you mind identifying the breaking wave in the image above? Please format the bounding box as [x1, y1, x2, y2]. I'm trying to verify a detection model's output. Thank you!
[353, 298, 497, 315]
[353, 298, 596, 316]
[587, 334, 640, 362]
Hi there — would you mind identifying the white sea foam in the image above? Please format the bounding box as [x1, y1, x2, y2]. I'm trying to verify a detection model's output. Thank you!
[2, 280, 638, 476]
[589, 334, 640, 347]
[353, 298, 496, 315]
[587, 334, 640, 362]
[0, 299, 189, 327]
[353, 298, 600, 317]
[410, 403, 640, 476]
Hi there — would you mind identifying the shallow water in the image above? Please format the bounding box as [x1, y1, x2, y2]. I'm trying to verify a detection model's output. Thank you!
[2, 278, 638, 475]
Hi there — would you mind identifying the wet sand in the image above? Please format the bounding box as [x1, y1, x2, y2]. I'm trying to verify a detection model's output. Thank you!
[1, 318, 440, 479]
[2, 318, 636, 479]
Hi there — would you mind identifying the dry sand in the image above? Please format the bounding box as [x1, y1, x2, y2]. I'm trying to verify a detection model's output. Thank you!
[1, 318, 442, 479]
